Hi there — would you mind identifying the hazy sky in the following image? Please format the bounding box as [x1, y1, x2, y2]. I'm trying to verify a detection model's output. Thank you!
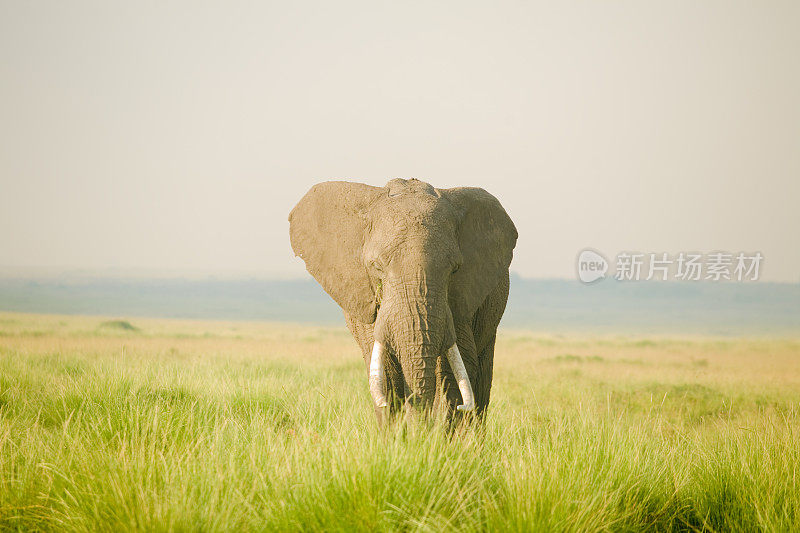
[1, 1, 798, 281]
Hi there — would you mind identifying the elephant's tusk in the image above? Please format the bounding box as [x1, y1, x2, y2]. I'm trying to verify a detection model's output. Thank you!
[446, 343, 476, 412]
[369, 342, 389, 408]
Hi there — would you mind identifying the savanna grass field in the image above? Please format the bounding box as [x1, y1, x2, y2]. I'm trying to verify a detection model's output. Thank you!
[1, 311, 799, 531]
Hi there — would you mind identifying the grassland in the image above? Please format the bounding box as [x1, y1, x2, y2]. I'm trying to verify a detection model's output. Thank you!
[0, 312, 799, 531]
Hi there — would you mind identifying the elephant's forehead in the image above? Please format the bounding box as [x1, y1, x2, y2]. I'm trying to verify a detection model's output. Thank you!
[373, 194, 454, 229]
[385, 177, 436, 197]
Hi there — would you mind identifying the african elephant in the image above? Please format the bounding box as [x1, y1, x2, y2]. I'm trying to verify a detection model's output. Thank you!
[289, 178, 517, 422]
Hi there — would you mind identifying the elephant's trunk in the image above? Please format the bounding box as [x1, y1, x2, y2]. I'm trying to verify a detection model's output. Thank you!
[369, 317, 477, 413]
[373, 269, 477, 414]
[372, 290, 442, 411]
[394, 303, 444, 411]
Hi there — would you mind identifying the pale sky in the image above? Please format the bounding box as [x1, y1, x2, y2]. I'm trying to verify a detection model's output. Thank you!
[1, 1, 798, 281]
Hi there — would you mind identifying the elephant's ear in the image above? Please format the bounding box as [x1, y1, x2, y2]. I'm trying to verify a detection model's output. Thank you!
[440, 187, 518, 320]
[289, 181, 383, 324]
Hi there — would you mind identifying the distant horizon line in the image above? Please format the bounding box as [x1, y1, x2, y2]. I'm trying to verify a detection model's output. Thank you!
[0, 266, 557, 282]
[0, 268, 797, 286]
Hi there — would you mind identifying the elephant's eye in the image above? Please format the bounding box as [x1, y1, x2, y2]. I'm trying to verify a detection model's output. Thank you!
[452, 264, 460, 274]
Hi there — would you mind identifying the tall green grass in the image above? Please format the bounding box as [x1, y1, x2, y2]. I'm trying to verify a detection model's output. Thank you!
[0, 313, 798, 531]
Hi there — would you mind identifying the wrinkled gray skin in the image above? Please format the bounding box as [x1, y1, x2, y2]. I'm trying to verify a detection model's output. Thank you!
[289, 179, 517, 423]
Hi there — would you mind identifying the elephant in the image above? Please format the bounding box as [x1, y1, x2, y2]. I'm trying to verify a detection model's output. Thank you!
[289, 178, 517, 422]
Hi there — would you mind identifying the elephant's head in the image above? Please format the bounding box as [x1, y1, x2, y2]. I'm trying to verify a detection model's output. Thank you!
[289, 178, 517, 415]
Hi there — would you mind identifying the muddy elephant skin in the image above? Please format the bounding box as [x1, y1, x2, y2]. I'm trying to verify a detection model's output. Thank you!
[289, 178, 517, 422]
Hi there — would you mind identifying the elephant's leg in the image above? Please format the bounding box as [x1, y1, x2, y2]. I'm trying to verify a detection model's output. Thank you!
[344, 311, 374, 368]
[344, 312, 405, 421]
[474, 333, 497, 415]
[470, 270, 511, 417]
